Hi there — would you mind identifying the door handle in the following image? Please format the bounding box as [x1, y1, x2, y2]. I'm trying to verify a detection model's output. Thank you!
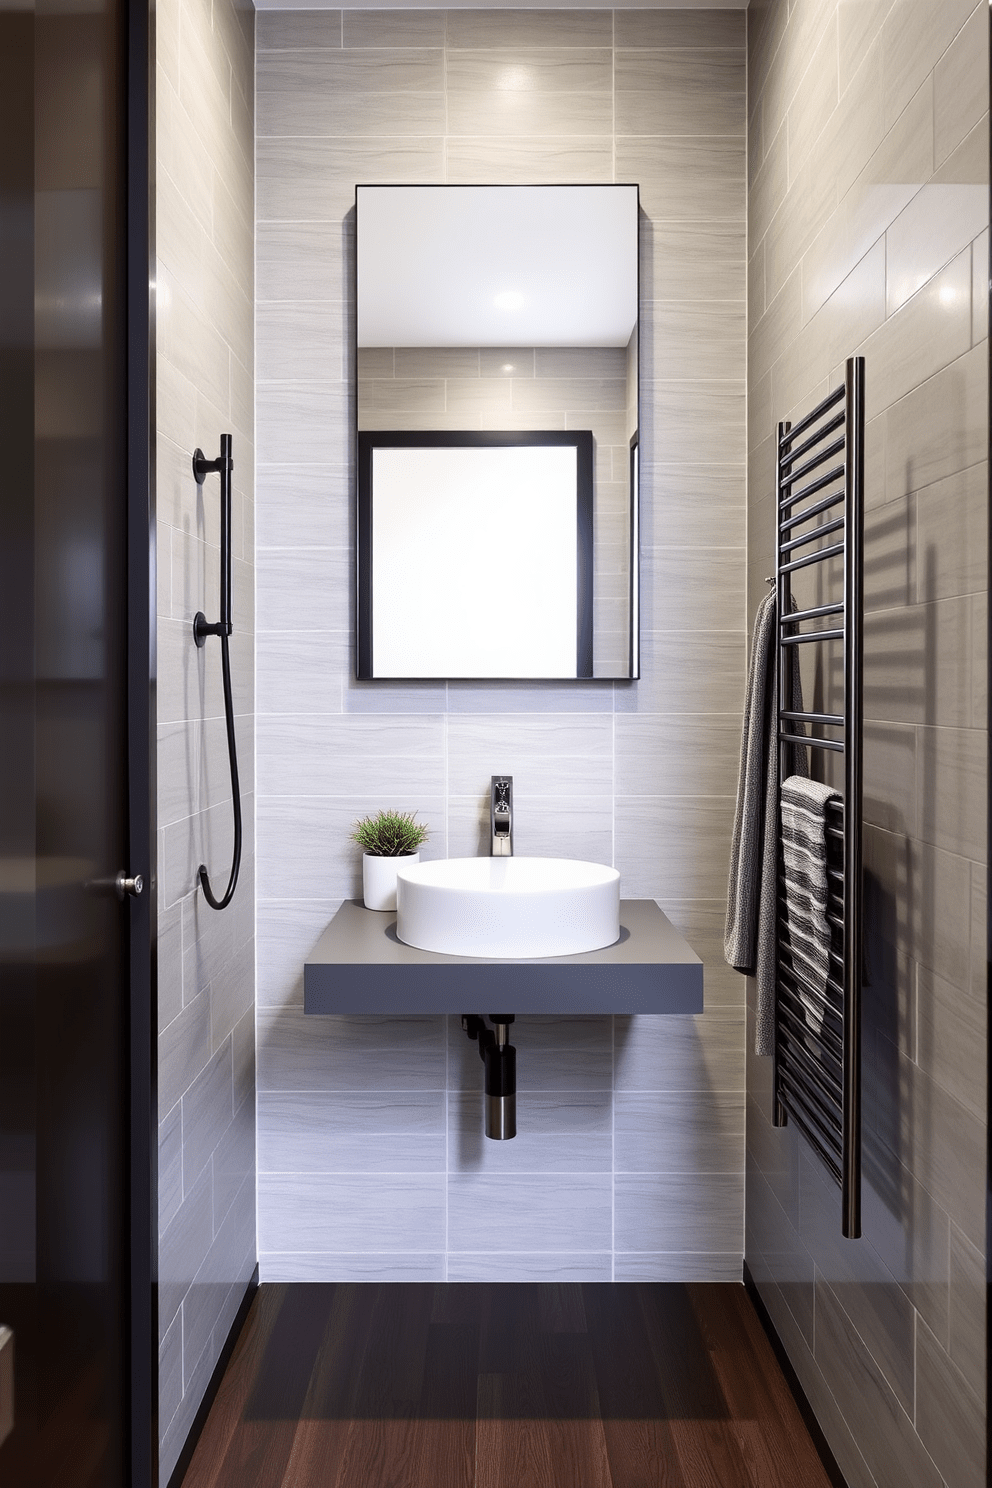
[116, 872, 143, 899]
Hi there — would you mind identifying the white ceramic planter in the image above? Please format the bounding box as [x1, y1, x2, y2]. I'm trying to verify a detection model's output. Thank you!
[362, 851, 419, 912]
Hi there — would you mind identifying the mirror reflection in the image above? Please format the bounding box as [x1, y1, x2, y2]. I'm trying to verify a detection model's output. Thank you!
[356, 184, 640, 681]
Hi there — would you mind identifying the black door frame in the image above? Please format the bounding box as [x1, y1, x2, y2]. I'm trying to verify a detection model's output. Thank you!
[126, 0, 156, 1480]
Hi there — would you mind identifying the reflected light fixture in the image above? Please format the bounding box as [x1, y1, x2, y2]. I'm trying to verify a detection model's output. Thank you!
[494, 291, 525, 312]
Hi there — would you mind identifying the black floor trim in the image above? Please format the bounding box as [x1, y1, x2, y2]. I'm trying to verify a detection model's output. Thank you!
[743, 1262, 849, 1488]
[166, 1263, 259, 1488]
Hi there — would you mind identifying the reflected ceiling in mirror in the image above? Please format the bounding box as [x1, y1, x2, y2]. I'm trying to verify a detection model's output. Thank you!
[356, 184, 639, 682]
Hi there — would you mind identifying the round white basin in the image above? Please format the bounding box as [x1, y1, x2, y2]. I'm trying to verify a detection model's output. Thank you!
[395, 856, 620, 959]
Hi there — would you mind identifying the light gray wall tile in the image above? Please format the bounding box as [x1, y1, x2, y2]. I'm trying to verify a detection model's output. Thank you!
[619, 136, 747, 221]
[615, 796, 736, 900]
[159, 991, 210, 1120]
[916, 1314, 985, 1488]
[616, 715, 740, 799]
[615, 10, 744, 50]
[448, 1014, 613, 1093]
[258, 1007, 446, 1093]
[214, 1093, 255, 1229]
[256, 546, 349, 632]
[257, 714, 445, 799]
[614, 1252, 743, 1282]
[258, 1172, 446, 1253]
[445, 137, 613, 184]
[342, 10, 444, 49]
[257, 900, 340, 1008]
[949, 1219, 986, 1393]
[815, 1278, 945, 1488]
[449, 1090, 612, 1174]
[446, 794, 613, 865]
[159, 1164, 212, 1339]
[159, 1312, 183, 1437]
[182, 1175, 256, 1388]
[616, 51, 745, 139]
[182, 1040, 233, 1191]
[614, 1091, 745, 1173]
[615, 1172, 743, 1253]
[256, 10, 341, 52]
[447, 1252, 612, 1282]
[448, 1173, 611, 1252]
[159, 1104, 183, 1237]
[445, 10, 612, 48]
[261, 1252, 446, 1282]
[258, 1091, 445, 1173]
[615, 1010, 745, 1092]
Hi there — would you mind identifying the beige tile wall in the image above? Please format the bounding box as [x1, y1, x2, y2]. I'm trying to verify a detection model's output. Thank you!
[746, 2, 987, 1485]
[155, 0, 256, 1476]
[255, 9, 748, 1282]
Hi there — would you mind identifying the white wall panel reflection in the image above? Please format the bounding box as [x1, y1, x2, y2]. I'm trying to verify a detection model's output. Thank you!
[371, 445, 578, 678]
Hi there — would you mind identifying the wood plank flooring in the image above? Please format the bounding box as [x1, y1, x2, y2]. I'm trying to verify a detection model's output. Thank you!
[180, 1283, 834, 1488]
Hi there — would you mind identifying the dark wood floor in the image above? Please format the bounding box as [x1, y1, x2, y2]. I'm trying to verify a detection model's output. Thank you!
[181, 1282, 834, 1488]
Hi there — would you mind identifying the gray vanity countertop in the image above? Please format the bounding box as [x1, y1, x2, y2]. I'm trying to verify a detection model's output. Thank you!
[304, 898, 704, 1015]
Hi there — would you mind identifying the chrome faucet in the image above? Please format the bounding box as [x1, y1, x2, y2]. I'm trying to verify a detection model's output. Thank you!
[491, 776, 512, 856]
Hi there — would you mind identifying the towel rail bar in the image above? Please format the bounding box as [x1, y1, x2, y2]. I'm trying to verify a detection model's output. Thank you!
[773, 355, 864, 1239]
[776, 943, 846, 998]
[778, 1048, 844, 1121]
[780, 381, 846, 445]
[778, 411, 846, 471]
[778, 1000, 845, 1063]
[778, 1061, 843, 1138]
[780, 628, 845, 646]
[779, 602, 844, 627]
[780, 708, 844, 725]
[781, 435, 847, 489]
[779, 541, 845, 576]
[778, 465, 845, 510]
[777, 986, 844, 1048]
[780, 489, 845, 533]
[777, 1083, 845, 1183]
[779, 731, 843, 752]
[781, 517, 846, 555]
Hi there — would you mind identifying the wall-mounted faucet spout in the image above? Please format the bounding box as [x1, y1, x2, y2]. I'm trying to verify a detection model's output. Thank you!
[491, 775, 512, 856]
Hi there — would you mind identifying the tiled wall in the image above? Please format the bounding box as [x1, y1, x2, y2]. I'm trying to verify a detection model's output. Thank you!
[255, 9, 749, 1281]
[155, 0, 256, 1475]
[358, 341, 634, 672]
[745, 1, 988, 1485]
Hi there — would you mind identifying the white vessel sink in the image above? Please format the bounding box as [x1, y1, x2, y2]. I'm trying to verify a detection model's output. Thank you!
[395, 856, 620, 959]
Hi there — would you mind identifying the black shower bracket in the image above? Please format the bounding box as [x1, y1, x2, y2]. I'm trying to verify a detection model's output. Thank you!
[192, 437, 235, 647]
[191, 433, 242, 912]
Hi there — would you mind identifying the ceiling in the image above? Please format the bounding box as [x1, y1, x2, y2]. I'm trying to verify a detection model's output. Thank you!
[257, 0, 745, 10]
[357, 185, 639, 348]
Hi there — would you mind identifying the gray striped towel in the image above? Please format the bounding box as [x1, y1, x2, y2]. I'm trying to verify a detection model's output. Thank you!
[780, 775, 841, 1031]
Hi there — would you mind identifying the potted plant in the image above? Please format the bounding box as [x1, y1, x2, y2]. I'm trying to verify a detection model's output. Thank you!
[351, 809, 430, 911]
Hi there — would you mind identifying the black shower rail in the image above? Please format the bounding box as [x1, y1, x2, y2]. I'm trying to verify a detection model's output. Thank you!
[192, 433, 242, 911]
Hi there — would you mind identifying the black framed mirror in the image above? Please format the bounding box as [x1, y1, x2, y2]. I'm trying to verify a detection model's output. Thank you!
[355, 183, 640, 681]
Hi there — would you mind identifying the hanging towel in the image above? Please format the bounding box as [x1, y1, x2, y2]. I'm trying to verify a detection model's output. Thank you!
[780, 775, 841, 1032]
[724, 590, 807, 1056]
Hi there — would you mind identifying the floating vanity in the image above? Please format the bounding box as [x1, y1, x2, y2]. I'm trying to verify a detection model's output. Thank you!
[304, 898, 703, 1015]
